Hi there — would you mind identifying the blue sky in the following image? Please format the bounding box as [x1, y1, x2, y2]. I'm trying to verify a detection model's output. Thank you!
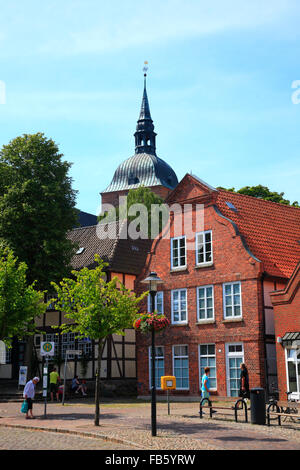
[0, 0, 300, 214]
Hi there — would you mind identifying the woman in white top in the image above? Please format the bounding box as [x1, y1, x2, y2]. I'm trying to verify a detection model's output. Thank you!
[23, 377, 39, 419]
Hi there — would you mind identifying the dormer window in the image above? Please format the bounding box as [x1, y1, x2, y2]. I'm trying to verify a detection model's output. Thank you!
[128, 175, 139, 185]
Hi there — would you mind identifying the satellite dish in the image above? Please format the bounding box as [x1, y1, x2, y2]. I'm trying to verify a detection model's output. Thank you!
[0, 341, 6, 364]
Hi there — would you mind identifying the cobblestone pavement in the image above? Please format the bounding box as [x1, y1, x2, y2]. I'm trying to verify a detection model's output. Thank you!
[0, 427, 137, 450]
[1, 400, 300, 450]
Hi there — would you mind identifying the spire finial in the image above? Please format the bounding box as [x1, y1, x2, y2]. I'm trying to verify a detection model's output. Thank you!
[143, 60, 148, 78]
[134, 61, 156, 155]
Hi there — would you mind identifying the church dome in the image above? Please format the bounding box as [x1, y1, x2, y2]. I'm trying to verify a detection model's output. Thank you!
[102, 74, 178, 195]
[102, 152, 178, 193]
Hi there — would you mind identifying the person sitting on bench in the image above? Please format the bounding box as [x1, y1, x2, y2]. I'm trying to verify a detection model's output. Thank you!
[71, 375, 87, 396]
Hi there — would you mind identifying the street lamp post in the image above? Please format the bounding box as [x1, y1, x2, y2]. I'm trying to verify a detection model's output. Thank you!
[141, 272, 164, 437]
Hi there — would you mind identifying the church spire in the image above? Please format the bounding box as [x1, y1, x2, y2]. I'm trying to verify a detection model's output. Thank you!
[134, 62, 157, 155]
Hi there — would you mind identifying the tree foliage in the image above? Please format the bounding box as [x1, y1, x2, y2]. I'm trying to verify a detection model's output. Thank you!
[0, 248, 45, 346]
[217, 184, 299, 207]
[0, 133, 78, 290]
[51, 255, 146, 425]
[99, 186, 167, 237]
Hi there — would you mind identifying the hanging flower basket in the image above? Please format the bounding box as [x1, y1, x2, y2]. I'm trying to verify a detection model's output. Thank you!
[133, 312, 170, 334]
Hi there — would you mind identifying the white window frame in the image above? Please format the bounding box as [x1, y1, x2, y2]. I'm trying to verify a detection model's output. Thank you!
[225, 342, 244, 397]
[61, 332, 76, 359]
[199, 344, 217, 391]
[223, 281, 242, 319]
[285, 347, 300, 400]
[149, 346, 165, 390]
[195, 230, 213, 266]
[147, 291, 164, 314]
[171, 288, 188, 324]
[172, 345, 189, 390]
[197, 285, 214, 321]
[171, 236, 186, 270]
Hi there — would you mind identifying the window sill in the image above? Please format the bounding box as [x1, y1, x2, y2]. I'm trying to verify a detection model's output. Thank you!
[195, 262, 214, 269]
[171, 322, 189, 327]
[170, 267, 188, 273]
[222, 317, 243, 323]
[196, 319, 215, 325]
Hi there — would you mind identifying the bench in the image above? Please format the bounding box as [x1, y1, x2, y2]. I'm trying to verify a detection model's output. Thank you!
[199, 398, 249, 423]
[267, 404, 300, 426]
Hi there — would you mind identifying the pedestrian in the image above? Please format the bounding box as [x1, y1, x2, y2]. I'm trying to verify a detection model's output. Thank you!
[201, 367, 211, 400]
[239, 363, 250, 405]
[49, 367, 60, 402]
[71, 375, 87, 396]
[23, 377, 40, 419]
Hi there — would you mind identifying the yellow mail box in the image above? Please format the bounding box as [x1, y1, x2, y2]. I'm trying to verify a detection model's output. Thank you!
[161, 376, 176, 390]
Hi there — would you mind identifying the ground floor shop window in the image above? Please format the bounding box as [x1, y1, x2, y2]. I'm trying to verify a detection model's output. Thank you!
[173, 345, 189, 390]
[149, 346, 165, 389]
[285, 348, 300, 400]
[226, 343, 244, 397]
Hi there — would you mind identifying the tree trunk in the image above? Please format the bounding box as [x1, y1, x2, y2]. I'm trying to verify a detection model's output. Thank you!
[94, 339, 103, 426]
[24, 335, 34, 379]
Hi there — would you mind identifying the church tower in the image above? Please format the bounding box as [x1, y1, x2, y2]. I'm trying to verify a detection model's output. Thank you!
[101, 68, 178, 208]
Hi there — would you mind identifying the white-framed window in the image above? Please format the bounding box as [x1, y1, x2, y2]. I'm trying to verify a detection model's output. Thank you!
[285, 348, 300, 400]
[196, 230, 213, 265]
[149, 346, 165, 389]
[223, 282, 242, 318]
[147, 291, 164, 314]
[5, 347, 11, 364]
[171, 289, 187, 324]
[225, 343, 244, 397]
[173, 345, 189, 390]
[78, 337, 92, 358]
[197, 285, 214, 321]
[199, 344, 217, 389]
[61, 333, 76, 359]
[171, 236, 186, 269]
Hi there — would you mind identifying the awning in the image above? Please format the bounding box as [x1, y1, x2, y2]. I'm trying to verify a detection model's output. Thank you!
[282, 332, 300, 347]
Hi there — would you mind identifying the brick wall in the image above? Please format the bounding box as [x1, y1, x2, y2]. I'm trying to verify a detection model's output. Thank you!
[271, 264, 300, 400]
[135, 191, 266, 398]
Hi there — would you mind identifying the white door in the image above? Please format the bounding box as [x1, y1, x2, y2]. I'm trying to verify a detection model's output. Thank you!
[225, 343, 244, 397]
[285, 348, 300, 400]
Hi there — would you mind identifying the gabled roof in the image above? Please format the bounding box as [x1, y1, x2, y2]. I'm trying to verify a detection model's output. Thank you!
[215, 189, 300, 279]
[75, 210, 98, 228]
[270, 261, 300, 304]
[168, 174, 300, 279]
[67, 220, 152, 275]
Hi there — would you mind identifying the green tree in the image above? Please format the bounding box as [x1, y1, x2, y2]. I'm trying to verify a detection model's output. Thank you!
[0, 133, 78, 377]
[99, 186, 167, 237]
[51, 255, 146, 426]
[0, 248, 45, 347]
[217, 185, 299, 207]
[0, 132, 78, 290]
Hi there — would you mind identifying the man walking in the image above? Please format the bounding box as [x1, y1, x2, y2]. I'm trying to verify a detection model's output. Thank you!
[49, 367, 60, 402]
[23, 377, 40, 419]
[201, 366, 211, 400]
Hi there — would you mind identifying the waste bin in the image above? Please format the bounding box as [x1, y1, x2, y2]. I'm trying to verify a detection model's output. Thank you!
[250, 387, 266, 425]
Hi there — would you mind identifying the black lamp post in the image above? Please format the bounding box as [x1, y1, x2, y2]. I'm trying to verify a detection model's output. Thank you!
[141, 271, 164, 437]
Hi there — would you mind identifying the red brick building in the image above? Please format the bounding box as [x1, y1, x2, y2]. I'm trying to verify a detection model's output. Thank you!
[270, 262, 300, 401]
[135, 174, 300, 399]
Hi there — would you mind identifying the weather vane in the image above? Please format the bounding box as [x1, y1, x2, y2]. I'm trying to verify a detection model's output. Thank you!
[143, 61, 149, 77]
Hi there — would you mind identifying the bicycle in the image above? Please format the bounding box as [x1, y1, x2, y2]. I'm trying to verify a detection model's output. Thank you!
[267, 384, 299, 423]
